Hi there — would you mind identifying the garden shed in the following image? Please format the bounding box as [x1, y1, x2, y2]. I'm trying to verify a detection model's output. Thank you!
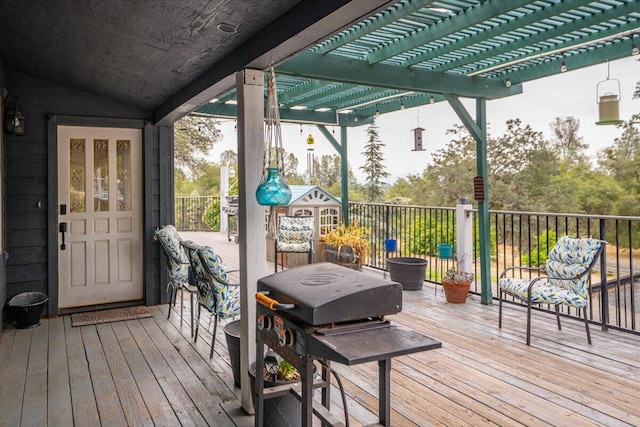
[267, 185, 341, 267]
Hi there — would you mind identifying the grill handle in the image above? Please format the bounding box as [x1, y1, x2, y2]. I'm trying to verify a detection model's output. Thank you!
[255, 292, 295, 311]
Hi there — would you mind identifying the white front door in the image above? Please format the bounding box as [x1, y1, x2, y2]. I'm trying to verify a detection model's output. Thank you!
[57, 126, 143, 309]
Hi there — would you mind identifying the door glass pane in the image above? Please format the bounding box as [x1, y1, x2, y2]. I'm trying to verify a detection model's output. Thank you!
[70, 138, 86, 213]
[94, 139, 109, 212]
[117, 140, 131, 211]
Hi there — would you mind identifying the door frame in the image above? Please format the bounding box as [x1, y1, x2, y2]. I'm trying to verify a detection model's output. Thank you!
[47, 115, 152, 316]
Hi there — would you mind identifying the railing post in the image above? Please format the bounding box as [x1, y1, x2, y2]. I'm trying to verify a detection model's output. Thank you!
[456, 199, 473, 275]
[599, 219, 608, 331]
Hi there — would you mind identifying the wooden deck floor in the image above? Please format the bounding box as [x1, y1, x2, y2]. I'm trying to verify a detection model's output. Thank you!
[1, 232, 640, 426]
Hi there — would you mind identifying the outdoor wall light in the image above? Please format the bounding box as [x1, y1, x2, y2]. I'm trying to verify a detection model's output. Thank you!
[4, 96, 25, 136]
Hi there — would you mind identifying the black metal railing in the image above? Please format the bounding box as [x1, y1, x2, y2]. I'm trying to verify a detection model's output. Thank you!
[349, 202, 640, 334]
[175, 196, 219, 231]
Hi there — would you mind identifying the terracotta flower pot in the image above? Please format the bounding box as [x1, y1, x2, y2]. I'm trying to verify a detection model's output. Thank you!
[441, 279, 471, 303]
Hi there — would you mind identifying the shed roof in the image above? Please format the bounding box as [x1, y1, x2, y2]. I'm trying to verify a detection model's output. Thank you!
[288, 185, 341, 206]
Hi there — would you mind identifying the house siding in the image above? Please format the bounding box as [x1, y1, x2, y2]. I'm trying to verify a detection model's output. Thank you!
[2, 70, 172, 322]
[0, 61, 6, 334]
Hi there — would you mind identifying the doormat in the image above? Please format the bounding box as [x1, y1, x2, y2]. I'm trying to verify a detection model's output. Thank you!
[71, 305, 152, 327]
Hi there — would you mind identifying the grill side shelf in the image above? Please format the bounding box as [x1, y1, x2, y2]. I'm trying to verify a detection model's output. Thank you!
[308, 326, 441, 365]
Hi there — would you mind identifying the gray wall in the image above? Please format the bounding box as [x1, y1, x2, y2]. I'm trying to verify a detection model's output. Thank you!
[0, 61, 6, 332]
[2, 69, 172, 323]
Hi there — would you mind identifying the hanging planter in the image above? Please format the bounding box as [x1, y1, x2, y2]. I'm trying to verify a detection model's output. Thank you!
[256, 66, 291, 206]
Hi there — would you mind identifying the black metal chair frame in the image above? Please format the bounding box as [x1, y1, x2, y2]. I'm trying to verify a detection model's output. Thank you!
[498, 242, 604, 346]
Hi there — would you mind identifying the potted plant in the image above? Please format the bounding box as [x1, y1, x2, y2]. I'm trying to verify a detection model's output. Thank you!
[320, 220, 370, 270]
[441, 263, 474, 303]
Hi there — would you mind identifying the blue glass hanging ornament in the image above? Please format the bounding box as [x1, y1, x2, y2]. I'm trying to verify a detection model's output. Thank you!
[256, 65, 292, 206]
[256, 167, 291, 205]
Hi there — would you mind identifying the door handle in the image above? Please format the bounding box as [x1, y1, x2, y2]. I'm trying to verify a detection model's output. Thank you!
[59, 222, 67, 250]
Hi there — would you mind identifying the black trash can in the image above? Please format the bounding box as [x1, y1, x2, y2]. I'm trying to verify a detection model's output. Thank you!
[8, 292, 49, 329]
[224, 320, 241, 388]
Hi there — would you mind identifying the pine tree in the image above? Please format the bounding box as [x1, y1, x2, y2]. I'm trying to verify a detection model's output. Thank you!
[360, 120, 389, 202]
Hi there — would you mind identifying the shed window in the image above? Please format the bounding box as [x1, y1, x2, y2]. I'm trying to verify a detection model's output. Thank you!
[320, 208, 339, 235]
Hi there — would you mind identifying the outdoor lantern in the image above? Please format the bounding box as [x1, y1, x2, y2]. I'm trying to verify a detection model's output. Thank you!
[411, 127, 426, 151]
[595, 61, 623, 126]
[264, 351, 279, 378]
[4, 96, 25, 136]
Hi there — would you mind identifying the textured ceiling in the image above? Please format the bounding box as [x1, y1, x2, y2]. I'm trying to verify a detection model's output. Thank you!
[0, 0, 396, 124]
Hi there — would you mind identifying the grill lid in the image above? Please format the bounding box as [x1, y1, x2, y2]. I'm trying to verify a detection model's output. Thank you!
[257, 262, 402, 325]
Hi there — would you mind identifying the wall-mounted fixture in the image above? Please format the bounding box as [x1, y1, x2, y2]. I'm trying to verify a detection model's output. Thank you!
[4, 96, 25, 136]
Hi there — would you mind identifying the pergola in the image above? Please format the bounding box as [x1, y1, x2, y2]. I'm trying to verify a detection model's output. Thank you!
[196, 0, 640, 309]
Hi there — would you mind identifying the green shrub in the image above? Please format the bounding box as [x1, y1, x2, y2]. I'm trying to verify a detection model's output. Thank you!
[521, 230, 557, 267]
[202, 203, 220, 231]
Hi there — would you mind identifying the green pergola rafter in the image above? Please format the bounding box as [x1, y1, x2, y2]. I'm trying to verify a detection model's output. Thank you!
[401, 0, 594, 68]
[365, 0, 532, 64]
[276, 51, 523, 99]
[313, 0, 439, 55]
[431, 2, 640, 75]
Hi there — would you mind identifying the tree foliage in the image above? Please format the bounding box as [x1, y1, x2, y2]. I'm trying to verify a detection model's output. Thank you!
[174, 115, 221, 177]
[549, 117, 588, 164]
[360, 120, 389, 202]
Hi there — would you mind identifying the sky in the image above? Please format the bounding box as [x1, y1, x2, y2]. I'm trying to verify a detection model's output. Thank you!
[209, 55, 640, 183]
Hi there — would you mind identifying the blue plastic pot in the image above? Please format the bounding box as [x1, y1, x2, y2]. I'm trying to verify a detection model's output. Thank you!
[384, 239, 397, 252]
[438, 243, 453, 259]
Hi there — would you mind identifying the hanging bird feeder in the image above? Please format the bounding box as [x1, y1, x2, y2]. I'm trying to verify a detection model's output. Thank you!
[595, 61, 623, 126]
[411, 127, 426, 151]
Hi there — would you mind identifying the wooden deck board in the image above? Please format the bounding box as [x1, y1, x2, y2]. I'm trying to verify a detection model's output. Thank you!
[95, 322, 155, 426]
[81, 325, 128, 426]
[21, 321, 49, 426]
[0, 328, 30, 426]
[3, 231, 640, 426]
[64, 316, 101, 426]
[47, 317, 74, 427]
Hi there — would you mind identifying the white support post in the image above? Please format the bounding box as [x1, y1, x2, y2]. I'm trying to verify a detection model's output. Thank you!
[220, 166, 229, 233]
[236, 68, 265, 414]
[456, 198, 473, 274]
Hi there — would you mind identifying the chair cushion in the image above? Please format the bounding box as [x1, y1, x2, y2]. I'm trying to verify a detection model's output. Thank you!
[276, 216, 313, 252]
[499, 236, 602, 308]
[499, 277, 589, 307]
[194, 245, 240, 318]
[154, 225, 189, 289]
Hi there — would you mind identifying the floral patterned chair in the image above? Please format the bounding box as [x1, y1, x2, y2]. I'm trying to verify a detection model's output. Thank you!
[274, 215, 314, 272]
[154, 225, 197, 336]
[181, 241, 241, 358]
[498, 236, 605, 345]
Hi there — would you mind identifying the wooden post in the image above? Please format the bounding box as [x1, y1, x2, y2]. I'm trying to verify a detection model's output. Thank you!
[236, 68, 265, 413]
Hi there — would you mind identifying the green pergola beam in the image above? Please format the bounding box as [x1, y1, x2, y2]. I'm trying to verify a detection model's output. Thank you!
[195, 102, 375, 127]
[446, 95, 492, 305]
[366, 0, 532, 64]
[313, 0, 438, 55]
[506, 39, 636, 86]
[402, 0, 594, 68]
[277, 51, 523, 99]
[286, 83, 360, 109]
[278, 79, 329, 104]
[430, 2, 640, 74]
[318, 124, 350, 222]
